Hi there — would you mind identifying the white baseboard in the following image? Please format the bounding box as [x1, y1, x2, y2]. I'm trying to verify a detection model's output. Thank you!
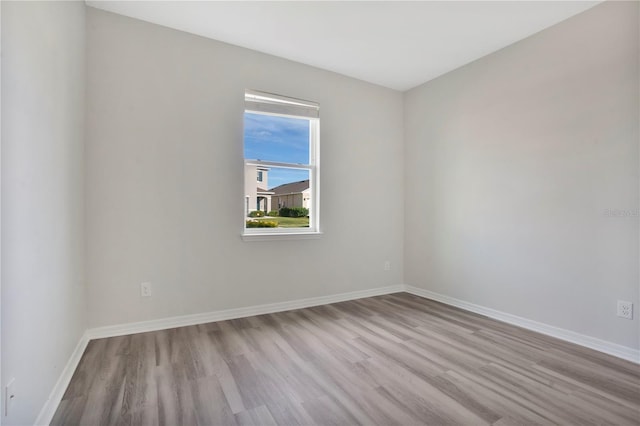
[87, 283, 639, 365]
[86, 284, 405, 340]
[404, 285, 640, 364]
[34, 331, 90, 426]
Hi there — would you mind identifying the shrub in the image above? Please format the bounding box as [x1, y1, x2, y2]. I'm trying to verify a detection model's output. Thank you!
[246, 220, 278, 228]
[279, 207, 309, 217]
[248, 210, 265, 218]
[267, 210, 279, 217]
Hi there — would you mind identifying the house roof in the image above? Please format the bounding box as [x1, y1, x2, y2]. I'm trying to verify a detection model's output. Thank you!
[257, 187, 274, 195]
[270, 179, 309, 196]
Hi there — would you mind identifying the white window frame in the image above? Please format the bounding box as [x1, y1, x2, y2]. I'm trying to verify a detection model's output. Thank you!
[242, 90, 321, 241]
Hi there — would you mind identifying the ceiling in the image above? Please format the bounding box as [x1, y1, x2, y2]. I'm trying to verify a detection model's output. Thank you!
[86, 1, 602, 91]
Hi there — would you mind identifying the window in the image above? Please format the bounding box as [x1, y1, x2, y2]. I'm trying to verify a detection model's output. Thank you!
[243, 90, 320, 239]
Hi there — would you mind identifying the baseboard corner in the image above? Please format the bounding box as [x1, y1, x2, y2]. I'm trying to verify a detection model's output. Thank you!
[34, 331, 90, 426]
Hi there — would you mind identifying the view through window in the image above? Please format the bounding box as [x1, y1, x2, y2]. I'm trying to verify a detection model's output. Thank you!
[243, 90, 319, 235]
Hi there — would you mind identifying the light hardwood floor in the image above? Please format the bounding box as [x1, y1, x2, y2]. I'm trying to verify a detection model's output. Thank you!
[52, 293, 640, 425]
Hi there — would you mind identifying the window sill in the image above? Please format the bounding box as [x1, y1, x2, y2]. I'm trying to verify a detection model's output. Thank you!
[241, 231, 323, 242]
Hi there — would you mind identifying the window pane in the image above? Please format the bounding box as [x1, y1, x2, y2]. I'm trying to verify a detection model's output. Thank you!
[243, 112, 310, 164]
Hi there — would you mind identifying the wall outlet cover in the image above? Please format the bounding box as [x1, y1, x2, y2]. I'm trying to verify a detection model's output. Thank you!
[141, 282, 152, 297]
[5, 378, 15, 417]
[617, 300, 633, 320]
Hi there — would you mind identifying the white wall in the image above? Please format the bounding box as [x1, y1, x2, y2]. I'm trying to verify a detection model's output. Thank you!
[85, 8, 404, 328]
[1, 1, 86, 424]
[404, 1, 639, 350]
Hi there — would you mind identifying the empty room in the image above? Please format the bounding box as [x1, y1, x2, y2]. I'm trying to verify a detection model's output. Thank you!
[1, 0, 639, 425]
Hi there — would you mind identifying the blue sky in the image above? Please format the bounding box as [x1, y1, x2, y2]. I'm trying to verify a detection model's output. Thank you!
[244, 112, 310, 189]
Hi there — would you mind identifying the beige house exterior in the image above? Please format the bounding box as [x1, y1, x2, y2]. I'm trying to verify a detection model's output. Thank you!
[271, 179, 310, 210]
[245, 165, 309, 215]
[244, 164, 273, 215]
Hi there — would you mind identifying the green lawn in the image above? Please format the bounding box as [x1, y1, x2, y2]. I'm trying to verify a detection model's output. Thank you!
[260, 216, 309, 228]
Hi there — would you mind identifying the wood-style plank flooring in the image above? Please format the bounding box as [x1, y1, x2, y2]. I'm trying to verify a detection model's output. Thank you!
[52, 293, 640, 425]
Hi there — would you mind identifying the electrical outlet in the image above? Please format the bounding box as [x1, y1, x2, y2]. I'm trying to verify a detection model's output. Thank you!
[617, 300, 633, 320]
[5, 378, 15, 417]
[141, 282, 152, 297]
[384, 261, 391, 271]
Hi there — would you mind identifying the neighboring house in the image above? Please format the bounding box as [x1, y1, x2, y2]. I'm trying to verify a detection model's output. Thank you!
[244, 164, 273, 215]
[245, 164, 310, 215]
[271, 179, 310, 210]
